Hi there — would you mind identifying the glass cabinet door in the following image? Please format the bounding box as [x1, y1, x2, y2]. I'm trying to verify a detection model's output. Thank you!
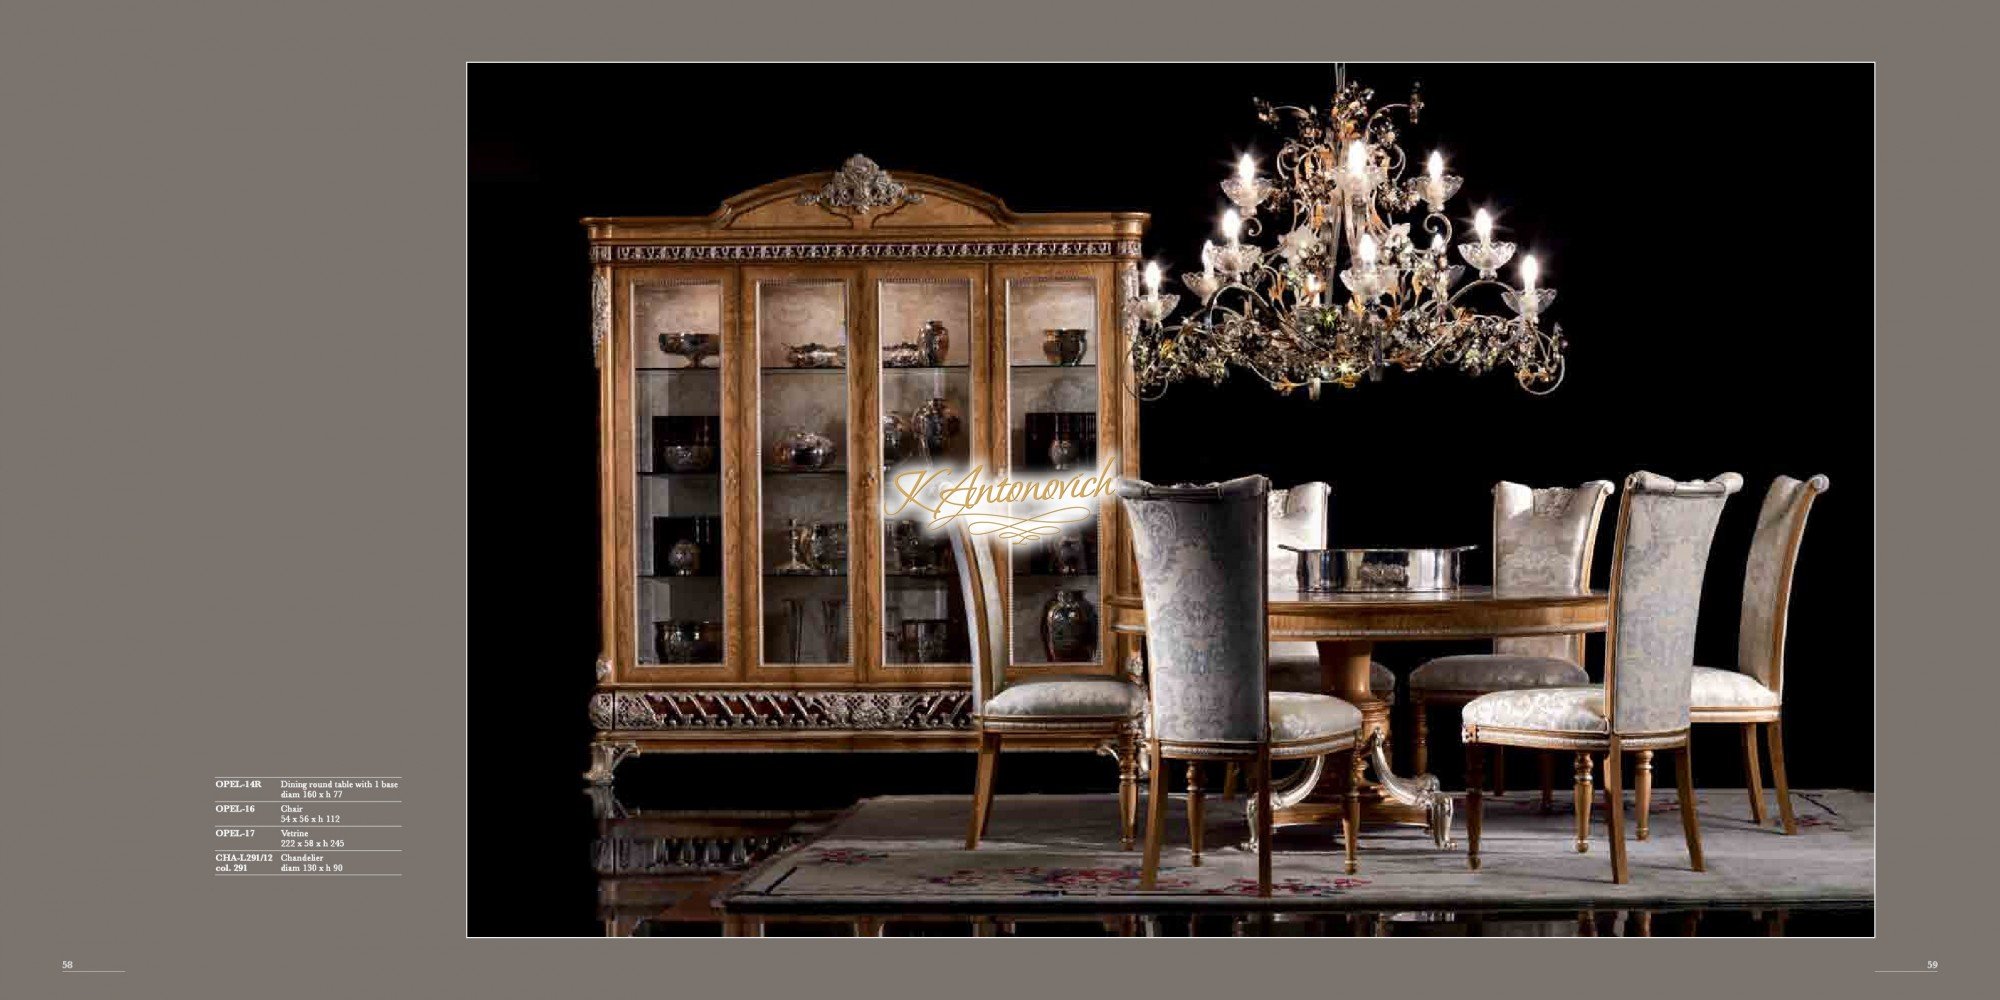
[875, 275, 977, 671]
[1001, 273, 1106, 670]
[631, 277, 729, 670]
[753, 276, 854, 668]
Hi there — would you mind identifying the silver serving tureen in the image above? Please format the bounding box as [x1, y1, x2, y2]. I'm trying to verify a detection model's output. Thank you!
[1281, 544, 1476, 593]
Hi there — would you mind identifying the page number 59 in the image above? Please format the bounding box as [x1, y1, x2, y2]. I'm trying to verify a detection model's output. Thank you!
[1929, 961, 1940, 970]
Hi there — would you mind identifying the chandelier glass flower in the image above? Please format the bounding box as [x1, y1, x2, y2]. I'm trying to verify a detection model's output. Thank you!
[1129, 72, 1567, 399]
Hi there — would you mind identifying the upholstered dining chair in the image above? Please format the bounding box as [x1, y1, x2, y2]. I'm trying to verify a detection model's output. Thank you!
[1409, 480, 1613, 808]
[1635, 474, 1828, 837]
[1461, 471, 1741, 884]
[1226, 482, 1393, 801]
[952, 521, 1146, 852]
[1267, 482, 1397, 701]
[1118, 475, 1368, 896]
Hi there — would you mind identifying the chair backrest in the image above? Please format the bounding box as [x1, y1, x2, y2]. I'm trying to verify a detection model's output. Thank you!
[945, 521, 1009, 711]
[1492, 480, 1615, 663]
[1603, 471, 1742, 735]
[1737, 474, 1830, 698]
[1267, 481, 1331, 594]
[1116, 475, 1270, 746]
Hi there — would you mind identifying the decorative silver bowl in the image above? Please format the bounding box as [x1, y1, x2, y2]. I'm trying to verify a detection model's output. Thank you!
[770, 428, 837, 471]
[784, 341, 845, 368]
[659, 331, 721, 368]
[658, 442, 715, 473]
[1282, 545, 1476, 593]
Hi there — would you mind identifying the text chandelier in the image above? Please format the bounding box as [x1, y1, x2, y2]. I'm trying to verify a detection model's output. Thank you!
[1130, 69, 1567, 398]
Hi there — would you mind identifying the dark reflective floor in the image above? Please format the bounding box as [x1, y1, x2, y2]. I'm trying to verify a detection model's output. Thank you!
[587, 787, 1872, 938]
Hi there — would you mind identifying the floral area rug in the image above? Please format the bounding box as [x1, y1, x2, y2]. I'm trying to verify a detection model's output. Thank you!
[724, 790, 1871, 912]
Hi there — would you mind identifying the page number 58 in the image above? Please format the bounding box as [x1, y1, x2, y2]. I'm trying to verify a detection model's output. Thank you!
[62, 961, 74, 970]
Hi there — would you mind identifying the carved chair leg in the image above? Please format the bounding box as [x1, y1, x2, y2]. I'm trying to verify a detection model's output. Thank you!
[1634, 749, 1654, 841]
[1573, 752, 1594, 853]
[1345, 745, 1364, 875]
[1539, 752, 1556, 813]
[967, 731, 1001, 849]
[1604, 742, 1629, 884]
[1140, 739, 1169, 889]
[1222, 762, 1239, 800]
[1116, 728, 1140, 850]
[1676, 743, 1706, 871]
[1412, 695, 1429, 775]
[1255, 748, 1273, 897]
[1186, 762, 1205, 866]
[1766, 719, 1797, 834]
[1491, 746, 1507, 796]
[1742, 722, 1769, 827]
[1465, 742, 1484, 870]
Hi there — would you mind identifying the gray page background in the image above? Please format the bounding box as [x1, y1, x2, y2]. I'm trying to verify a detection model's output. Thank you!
[1, 2, 1987, 997]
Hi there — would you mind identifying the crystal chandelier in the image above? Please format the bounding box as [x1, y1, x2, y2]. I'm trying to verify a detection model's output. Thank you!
[1129, 69, 1567, 399]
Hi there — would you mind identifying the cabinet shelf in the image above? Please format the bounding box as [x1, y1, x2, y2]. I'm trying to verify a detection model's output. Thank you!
[638, 366, 721, 373]
[883, 365, 970, 373]
[640, 573, 724, 581]
[1010, 363, 1097, 371]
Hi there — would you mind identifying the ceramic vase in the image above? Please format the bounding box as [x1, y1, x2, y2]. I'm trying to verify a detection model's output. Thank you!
[1040, 589, 1098, 662]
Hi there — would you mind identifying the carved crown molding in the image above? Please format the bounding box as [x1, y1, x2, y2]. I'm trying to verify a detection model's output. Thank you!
[798, 154, 923, 215]
[590, 689, 974, 732]
[589, 239, 1140, 264]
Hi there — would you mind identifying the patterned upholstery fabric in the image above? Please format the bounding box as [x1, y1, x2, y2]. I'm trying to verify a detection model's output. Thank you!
[982, 677, 1147, 718]
[1735, 475, 1829, 698]
[1492, 480, 1614, 660]
[1266, 482, 1331, 594]
[1268, 691, 1363, 744]
[1117, 476, 1271, 744]
[1267, 643, 1394, 698]
[1410, 654, 1587, 692]
[1462, 686, 1607, 733]
[1605, 472, 1741, 734]
[1690, 666, 1781, 709]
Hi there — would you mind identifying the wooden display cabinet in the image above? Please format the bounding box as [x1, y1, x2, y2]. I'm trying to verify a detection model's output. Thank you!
[584, 157, 1147, 782]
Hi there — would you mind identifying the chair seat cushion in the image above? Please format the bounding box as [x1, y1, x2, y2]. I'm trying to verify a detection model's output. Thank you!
[982, 677, 1144, 719]
[1268, 642, 1395, 697]
[1462, 687, 1607, 734]
[1268, 691, 1364, 744]
[1691, 666, 1781, 709]
[1409, 654, 1587, 693]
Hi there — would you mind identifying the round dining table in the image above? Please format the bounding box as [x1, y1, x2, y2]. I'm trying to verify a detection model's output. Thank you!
[1107, 585, 1610, 846]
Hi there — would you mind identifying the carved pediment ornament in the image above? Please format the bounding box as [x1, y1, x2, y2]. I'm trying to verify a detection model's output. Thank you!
[798, 154, 924, 215]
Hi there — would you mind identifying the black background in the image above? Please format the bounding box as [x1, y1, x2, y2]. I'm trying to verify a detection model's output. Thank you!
[470, 63, 1872, 934]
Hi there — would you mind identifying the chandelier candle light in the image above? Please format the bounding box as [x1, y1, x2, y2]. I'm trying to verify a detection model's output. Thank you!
[1128, 70, 1568, 398]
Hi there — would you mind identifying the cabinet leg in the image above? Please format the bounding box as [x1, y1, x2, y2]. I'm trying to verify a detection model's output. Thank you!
[584, 741, 637, 786]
